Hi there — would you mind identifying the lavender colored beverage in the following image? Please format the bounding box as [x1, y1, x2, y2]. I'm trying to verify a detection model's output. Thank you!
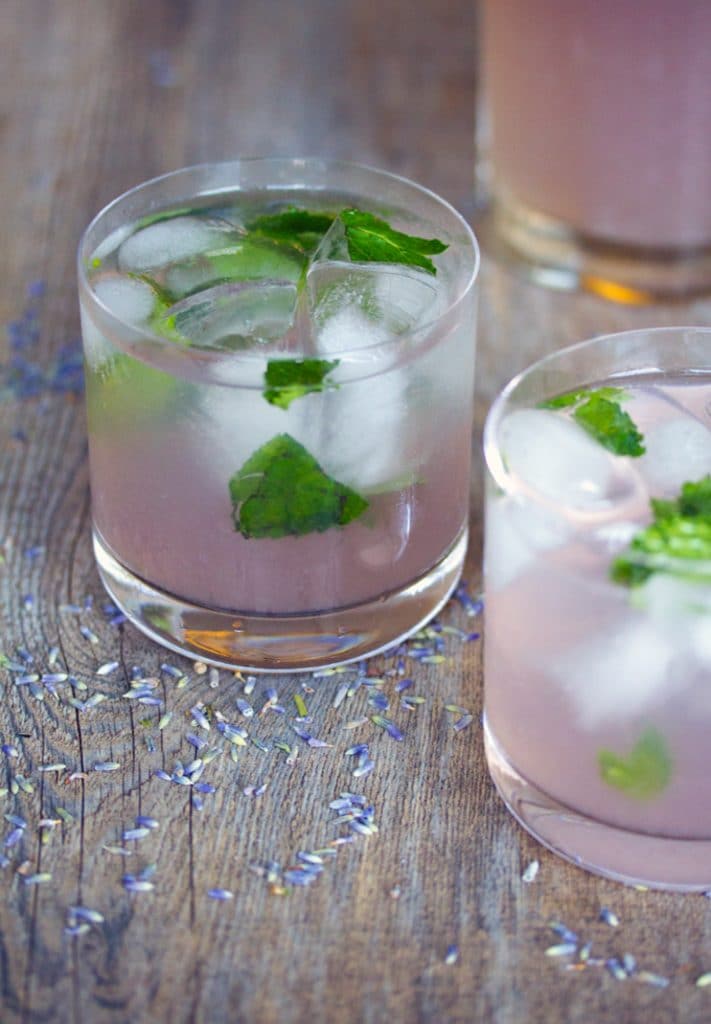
[484, 328, 711, 889]
[78, 161, 479, 671]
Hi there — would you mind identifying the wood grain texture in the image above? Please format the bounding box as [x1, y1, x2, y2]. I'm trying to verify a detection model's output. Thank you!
[1, 1, 711, 1022]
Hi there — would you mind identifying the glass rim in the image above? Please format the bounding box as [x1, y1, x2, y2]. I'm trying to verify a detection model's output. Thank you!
[77, 156, 480, 369]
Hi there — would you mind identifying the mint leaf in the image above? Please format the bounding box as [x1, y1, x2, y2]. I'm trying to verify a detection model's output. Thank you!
[247, 208, 336, 255]
[229, 434, 368, 539]
[598, 728, 671, 799]
[244, 205, 450, 273]
[612, 474, 711, 586]
[340, 209, 447, 275]
[538, 386, 644, 456]
[263, 358, 339, 410]
[573, 394, 645, 456]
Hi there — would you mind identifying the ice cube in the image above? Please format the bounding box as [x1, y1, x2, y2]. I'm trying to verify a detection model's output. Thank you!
[82, 272, 161, 370]
[117, 216, 237, 273]
[316, 369, 410, 490]
[92, 272, 159, 325]
[80, 307, 115, 371]
[484, 494, 567, 591]
[163, 236, 304, 298]
[552, 620, 678, 728]
[282, 261, 442, 492]
[155, 280, 297, 350]
[499, 409, 644, 514]
[311, 216, 349, 263]
[691, 615, 711, 667]
[634, 573, 709, 621]
[634, 574, 711, 668]
[638, 417, 711, 495]
[308, 262, 438, 346]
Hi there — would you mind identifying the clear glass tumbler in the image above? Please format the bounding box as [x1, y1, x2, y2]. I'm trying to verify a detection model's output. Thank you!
[478, 0, 711, 301]
[484, 327, 711, 888]
[78, 159, 479, 671]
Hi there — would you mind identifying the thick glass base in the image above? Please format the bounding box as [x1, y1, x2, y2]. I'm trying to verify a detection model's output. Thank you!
[484, 718, 711, 892]
[478, 194, 711, 304]
[93, 527, 467, 673]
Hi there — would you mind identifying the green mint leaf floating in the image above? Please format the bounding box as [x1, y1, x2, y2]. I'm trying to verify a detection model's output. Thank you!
[611, 474, 711, 586]
[248, 208, 336, 256]
[263, 358, 339, 410]
[598, 728, 671, 800]
[229, 433, 368, 539]
[572, 394, 645, 456]
[340, 208, 448, 276]
[539, 386, 644, 456]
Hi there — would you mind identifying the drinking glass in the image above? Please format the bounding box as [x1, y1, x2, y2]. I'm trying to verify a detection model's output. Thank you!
[484, 327, 711, 888]
[78, 159, 479, 671]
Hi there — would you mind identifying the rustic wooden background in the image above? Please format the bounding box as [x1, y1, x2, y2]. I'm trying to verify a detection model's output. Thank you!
[2, 1, 711, 1021]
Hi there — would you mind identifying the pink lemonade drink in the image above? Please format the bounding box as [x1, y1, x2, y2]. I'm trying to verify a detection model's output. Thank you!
[480, 0, 711, 298]
[78, 161, 479, 671]
[484, 328, 711, 889]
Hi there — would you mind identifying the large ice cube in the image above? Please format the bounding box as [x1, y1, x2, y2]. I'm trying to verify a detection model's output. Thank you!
[691, 615, 711, 667]
[162, 236, 304, 298]
[499, 409, 644, 513]
[93, 272, 159, 325]
[195, 376, 293, 485]
[308, 261, 438, 345]
[638, 417, 711, 495]
[635, 573, 710, 621]
[118, 215, 238, 274]
[155, 280, 297, 350]
[284, 261, 441, 492]
[552, 620, 678, 728]
[311, 216, 349, 263]
[635, 574, 711, 668]
[83, 272, 161, 370]
[310, 365, 410, 491]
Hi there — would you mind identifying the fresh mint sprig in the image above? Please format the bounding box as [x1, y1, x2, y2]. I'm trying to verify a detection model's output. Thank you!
[340, 209, 447, 276]
[248, 206, 448, 276]
[229, 433, 368, 539]
[611, 474, 711, 586]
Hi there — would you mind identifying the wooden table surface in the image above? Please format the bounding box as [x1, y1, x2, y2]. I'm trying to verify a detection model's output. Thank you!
[2, 2, 711, 1021]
